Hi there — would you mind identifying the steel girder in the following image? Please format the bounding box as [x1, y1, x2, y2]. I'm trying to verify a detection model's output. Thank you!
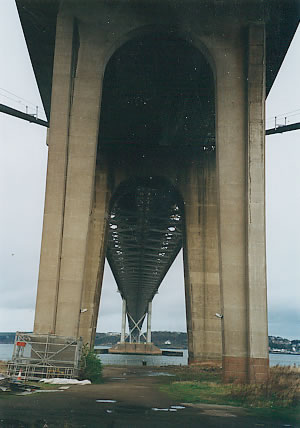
[106, 179, 183, 334]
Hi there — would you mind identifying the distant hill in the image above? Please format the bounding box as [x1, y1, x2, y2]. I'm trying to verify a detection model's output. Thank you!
[95, 331, 188, 348]
[269, 336, 300, 353]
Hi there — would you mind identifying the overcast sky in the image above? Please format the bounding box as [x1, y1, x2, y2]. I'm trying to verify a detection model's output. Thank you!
[0, 1, 299, 340]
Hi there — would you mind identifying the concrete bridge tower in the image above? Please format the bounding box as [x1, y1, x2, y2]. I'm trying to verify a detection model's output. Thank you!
[16, 0, 299, 383]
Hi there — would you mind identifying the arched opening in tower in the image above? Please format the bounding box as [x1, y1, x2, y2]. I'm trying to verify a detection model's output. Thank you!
[96, 33, 216, 353]
[99, 33, 215, 153]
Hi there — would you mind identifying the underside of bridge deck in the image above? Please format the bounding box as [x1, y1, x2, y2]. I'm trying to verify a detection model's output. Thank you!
[106, 178, 183, 337]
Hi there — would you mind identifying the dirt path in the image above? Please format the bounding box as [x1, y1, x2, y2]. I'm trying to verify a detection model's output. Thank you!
[0, 366, 297, 428]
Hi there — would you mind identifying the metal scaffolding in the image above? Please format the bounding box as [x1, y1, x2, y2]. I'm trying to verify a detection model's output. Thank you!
[7, 332, 82, 381]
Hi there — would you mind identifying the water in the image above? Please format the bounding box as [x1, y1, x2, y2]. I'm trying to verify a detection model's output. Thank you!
[1, 344, 299, 367]
[269, 352, 300, 367]
[0, 344, 14, 361]
[95, 346, 188, 366]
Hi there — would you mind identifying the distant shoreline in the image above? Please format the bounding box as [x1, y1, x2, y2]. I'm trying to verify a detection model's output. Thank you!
[0, 332, 299, 356]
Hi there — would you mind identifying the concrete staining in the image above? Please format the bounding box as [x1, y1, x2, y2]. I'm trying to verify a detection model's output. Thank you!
[15, 0, 299, 383]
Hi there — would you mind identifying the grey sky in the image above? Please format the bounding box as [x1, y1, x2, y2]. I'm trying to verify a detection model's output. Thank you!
[0, 0, 299, 339]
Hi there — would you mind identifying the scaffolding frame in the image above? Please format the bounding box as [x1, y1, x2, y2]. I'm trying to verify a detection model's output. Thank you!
[7, 332, 83, 381]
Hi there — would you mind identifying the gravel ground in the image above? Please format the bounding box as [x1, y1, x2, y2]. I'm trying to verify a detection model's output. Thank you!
[0, 366, 298, 428]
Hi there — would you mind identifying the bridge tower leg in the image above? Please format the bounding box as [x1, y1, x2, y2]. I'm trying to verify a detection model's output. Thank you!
[183, 151, 222, 363]
[34, 14, 106, 341]
[215, 24, 269, 383]
[78, 159, 110, 346]
[33, 14, 76, 336]
[246, 24, 269, 383]
[120, 299, 127, 343]
[146, 301, 152, 344]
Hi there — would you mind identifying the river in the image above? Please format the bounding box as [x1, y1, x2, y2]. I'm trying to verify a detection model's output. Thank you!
[0, 344, 299, 367]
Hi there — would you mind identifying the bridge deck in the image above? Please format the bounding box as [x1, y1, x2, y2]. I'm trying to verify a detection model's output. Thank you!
[106, 179, 183, 333]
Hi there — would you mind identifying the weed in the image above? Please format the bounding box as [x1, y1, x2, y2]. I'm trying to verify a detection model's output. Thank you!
[78, 344, 102, 383]
[0, 360, 7, 374]
[170, 363, 222, 383]
[162, 365, 300, 413]
[229, 365, 300, 408]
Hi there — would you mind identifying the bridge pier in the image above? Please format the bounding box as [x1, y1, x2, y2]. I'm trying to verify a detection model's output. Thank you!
[33, 14, 76, 335]
[78, 159, 111, 345]
[183, 151, 222, 363]
[120, 299, 127, 343]
[54, 27, 104, 339]
[110, 299, 161, 355]
[119, 299, 153, 345]
[146, 302, 152, 344]
[34, 16, 107, 341]
[215, 24, 268, 382]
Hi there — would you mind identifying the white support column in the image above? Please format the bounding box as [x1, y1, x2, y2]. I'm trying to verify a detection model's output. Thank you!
[121, 299, 126, 343]
[127, 313, 147, 343]
[147, 301, 152, 344]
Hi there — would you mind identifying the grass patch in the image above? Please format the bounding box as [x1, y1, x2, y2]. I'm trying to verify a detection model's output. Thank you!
[27, 381, 62, 390]
[170, 364, 222, 383]
[161, 365, 300, 423]
[161, 381, 237, 405]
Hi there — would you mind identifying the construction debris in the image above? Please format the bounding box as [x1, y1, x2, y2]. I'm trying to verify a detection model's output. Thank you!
[40, 378, 91, 385]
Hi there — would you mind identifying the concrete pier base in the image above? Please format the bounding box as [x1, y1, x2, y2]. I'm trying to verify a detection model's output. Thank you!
[109, 343, 162, 356]
[222, 356, 269, 384]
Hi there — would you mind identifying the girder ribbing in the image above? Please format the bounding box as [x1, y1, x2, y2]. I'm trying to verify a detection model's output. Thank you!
[106, 180, 183, 332]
